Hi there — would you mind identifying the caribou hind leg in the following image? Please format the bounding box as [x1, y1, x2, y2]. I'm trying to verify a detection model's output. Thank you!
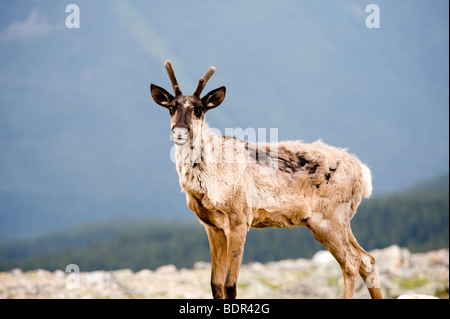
[347, 227, 383, 299]
[307, 213, 361, 299]
[307, 212, 383, 299]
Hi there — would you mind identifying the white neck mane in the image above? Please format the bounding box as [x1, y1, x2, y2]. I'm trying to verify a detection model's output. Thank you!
[174, 120, 217, 194]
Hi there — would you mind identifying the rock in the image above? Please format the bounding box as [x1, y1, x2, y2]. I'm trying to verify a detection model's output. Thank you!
[83, 271, 112, 286]
[193, 261, 210, 269]
[155, 264, 177, 274]
[272, 258, 311, 271]
[135, 269, 153, 277]
[397, 294, 439, 299]
[53, 270, 65, 278]
[312, 250, 335, 267]
[36, 269, 51, 277]
[9, 268, 23, 276]
[112, 269, 133, 279]
[371, 245, 411, 276]
[243, 261, 266, 273]
[0, 246, 448, 299]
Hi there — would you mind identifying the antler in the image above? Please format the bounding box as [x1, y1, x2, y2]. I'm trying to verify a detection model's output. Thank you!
[164, 60, 182, 96]
[193, 66, 216, 97]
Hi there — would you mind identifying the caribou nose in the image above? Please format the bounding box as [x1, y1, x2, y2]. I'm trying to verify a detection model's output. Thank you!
[171, 127, 190, 145]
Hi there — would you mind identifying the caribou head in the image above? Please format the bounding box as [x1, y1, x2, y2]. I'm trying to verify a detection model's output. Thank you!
[150, 61, 226, 146]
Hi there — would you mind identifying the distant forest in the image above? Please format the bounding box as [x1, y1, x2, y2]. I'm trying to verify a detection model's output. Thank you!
[0, 174, 448, 272]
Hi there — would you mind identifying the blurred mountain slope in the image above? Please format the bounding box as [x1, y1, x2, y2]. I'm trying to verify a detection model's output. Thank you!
[0, 173, 447, 272]
[0, 1, 448, 242]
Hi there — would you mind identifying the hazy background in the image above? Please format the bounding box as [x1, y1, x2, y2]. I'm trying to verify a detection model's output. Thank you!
[0, 0, 448, 245]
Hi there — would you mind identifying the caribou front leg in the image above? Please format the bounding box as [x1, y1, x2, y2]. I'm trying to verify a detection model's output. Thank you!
[205, 225, 228, 299]
[224, 223, 247, 299]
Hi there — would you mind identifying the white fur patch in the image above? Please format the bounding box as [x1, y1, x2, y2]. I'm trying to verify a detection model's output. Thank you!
[310, 212, 330, 231]
[361, 163, 373, 198]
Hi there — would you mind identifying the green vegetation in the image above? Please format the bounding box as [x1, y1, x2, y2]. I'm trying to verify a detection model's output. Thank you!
[0, 174, 447, 272]
[396, 275, 429, 290]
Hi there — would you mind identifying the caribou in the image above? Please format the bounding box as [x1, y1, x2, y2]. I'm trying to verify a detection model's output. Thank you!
[150, 61, 383, 299]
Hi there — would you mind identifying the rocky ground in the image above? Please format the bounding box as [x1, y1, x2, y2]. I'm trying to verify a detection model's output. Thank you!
[1, 245, 448, 299]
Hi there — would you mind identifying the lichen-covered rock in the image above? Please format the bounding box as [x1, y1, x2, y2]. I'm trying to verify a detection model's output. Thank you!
[0, 246, 447, 299]
[397, 294, 439, 299]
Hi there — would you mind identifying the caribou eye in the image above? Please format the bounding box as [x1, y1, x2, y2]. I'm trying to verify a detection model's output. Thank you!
[194, 108, 203, 118]
[167, 105, 176, 114]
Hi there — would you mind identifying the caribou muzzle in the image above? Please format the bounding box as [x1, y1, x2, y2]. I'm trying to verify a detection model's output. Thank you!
[171, 127, 190, 146]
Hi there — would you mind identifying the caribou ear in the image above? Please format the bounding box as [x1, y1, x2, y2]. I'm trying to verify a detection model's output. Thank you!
[202, 86, 226, 110]
[150, 83, 174, 107]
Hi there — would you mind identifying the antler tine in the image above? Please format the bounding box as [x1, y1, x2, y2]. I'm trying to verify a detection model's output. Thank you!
[164, 60, 182, 96]
[194, 66, 216, 97]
